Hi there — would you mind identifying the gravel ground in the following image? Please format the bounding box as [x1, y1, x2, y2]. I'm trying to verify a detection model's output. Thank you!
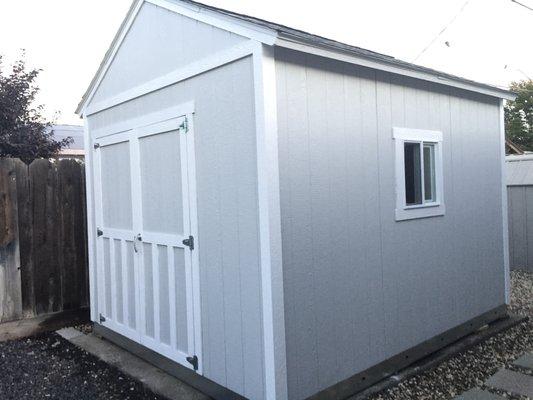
[367, 270, 533, 400]
[0, 332, 166, 400]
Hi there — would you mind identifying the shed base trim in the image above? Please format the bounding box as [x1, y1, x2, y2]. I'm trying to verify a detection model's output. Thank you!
[307, 304, 508, 400]
[93, 323, 246, 400]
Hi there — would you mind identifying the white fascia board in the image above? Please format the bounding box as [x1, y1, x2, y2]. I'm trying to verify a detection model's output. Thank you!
[275, 37, 516, 101]
[146, 0, 277, 45]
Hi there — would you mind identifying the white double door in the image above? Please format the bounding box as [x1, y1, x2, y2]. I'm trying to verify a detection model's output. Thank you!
[93, 115, 201, 373]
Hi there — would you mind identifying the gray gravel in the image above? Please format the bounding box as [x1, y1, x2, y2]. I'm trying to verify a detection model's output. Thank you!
[0, 332, 166, 399]
[366, 270, 533, 400]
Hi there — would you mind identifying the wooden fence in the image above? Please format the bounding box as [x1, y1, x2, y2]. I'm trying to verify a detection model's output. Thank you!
[0, 158, 89, 323]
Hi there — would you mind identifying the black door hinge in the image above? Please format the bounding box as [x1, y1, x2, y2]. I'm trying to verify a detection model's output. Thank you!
[99, 313, 106, 323]
[93, 143, 100, 150]
[97, 228, 103, 237]
[182, 235, 194, 250]
[186, 355, 198, 371]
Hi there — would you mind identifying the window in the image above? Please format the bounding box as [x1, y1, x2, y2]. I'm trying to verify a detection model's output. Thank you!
[393, 128, 445, 221]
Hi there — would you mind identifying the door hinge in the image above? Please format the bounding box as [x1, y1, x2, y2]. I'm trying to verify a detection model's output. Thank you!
[182, 235, 194, 250]
[179, 117, 189, 133]
[97, 228, 103, 237]
[93, 143, 100, 150]
[186, 355, 198, 371]
[99, 313, 106, 323]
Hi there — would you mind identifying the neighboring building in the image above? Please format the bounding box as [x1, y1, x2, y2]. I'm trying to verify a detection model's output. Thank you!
[76, 1, 515, 400]
[50, 124, 85, 158]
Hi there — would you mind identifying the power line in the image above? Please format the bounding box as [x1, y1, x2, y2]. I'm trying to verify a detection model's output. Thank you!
[413, 0, 471, 62]
[511, 0, 533, 11]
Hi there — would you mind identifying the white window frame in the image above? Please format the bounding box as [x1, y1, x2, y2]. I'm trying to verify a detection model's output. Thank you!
[393, 127, 445, 221]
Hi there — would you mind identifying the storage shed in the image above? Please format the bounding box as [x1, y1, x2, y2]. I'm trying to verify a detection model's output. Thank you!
[506, 154, 533, 273]
[77, 1, 515, 399]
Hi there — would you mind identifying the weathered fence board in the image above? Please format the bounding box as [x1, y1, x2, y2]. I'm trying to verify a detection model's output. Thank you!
[0, 158, 88, 323]
[0, 159, 22, 323]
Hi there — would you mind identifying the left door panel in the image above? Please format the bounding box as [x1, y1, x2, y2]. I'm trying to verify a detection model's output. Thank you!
[94, 132, 141, 342]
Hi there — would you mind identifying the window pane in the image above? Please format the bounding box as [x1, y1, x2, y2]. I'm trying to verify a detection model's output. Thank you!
[423, 144, 436, 202]
[404, 142, 422, 205]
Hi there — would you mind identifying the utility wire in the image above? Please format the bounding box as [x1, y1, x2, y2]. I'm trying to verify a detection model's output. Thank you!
[413, 0, 471, 62]
[511, 0, 533, 11]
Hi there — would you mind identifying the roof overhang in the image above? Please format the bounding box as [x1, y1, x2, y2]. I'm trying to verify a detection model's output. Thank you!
[76, 0, 516, 116]
[275, 33, 517, 101]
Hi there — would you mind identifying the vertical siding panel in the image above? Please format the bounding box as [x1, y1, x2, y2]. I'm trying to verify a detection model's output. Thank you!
[342, 66, 374, 373]
[359, 69, 386, 364]
[234, 61, 265, 400]
[276, 56, 299, 398]
[285, 52, 319, 399]
[196, 66, 222, 382]
[385, 75, 406, 355]
[375, 72, 394, 357]
[449, 94, 468, 325]
[306, 55, 335, 389]
[328, 64, 354, 380]
[434, 89, 455, 331]
[218, 64, 244, 393]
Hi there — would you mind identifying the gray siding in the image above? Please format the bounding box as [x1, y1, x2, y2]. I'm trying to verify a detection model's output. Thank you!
[507, 186, 533, 272]
[91, 1, 246, 103]
[275, 48, 506, 400]
[87, 56, 265, 400]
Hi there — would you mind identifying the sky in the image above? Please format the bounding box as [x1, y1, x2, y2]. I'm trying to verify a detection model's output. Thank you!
[0, 0, 532, 125]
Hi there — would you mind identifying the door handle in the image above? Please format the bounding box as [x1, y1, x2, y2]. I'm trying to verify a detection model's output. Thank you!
[133, 234, 142, 253]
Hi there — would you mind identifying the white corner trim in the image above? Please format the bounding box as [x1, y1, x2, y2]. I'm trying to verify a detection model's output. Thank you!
[91, 101, 195, 139]
[275, 37, 515, 101]
[253, 43, 288, 400]
[77, 0, 144, 115]
[500, 100, 511, 304]
[86, 41, 255, 116]
[146, 0, 277, 45]
[82, 115, 98, 322]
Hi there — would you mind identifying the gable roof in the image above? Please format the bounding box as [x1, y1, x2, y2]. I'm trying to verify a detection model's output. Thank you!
[77, 0, 515, 115]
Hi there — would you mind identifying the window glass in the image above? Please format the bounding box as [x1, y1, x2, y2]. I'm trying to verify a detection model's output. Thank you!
[404, 142, 422, 205]
[423, 144, 436, 202]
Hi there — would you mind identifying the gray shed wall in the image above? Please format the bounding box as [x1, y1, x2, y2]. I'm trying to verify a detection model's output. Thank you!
[88, 56, 265, 400]
[85, 7, 265, 397]
[275, 48, 506, 400]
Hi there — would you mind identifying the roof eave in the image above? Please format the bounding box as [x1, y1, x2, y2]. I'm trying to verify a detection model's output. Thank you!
[274, 33, 516, 101]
